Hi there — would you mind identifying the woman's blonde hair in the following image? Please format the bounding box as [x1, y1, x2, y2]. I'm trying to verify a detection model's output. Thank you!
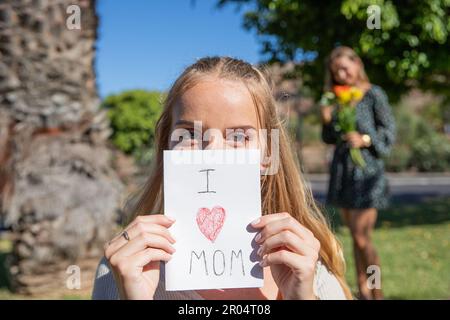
[324, 46, 369, 91]
[128, 56, 352, 299]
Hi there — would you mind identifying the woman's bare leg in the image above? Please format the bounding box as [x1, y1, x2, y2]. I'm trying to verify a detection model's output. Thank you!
[363, 208, 383, 300]
[344, 208, 370, 299]
[340, 208, 367, 298]
[348, 208, 383, 300]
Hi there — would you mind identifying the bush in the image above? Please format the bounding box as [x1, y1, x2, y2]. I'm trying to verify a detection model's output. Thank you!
[411, 133, 450, 171]
[385, 144, 412, 172]
[421, 101, 449, 132]
[385, 104, 450, 172]
[102, 90, 164, 160]
[285, 112, 322, 146]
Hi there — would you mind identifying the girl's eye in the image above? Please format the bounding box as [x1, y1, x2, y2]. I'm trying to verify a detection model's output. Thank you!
[184, 128, 201, 140]
[187, 128, 196, 138]
[226, 131, 249, 147]
[171, 128, 200, 150]
[235, 133, 248, 142]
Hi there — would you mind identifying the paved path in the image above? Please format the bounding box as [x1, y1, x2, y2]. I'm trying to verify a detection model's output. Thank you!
[305, 173, 450, 203]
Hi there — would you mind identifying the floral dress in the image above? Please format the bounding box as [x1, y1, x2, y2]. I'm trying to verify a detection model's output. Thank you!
[322, 85, 396, 209]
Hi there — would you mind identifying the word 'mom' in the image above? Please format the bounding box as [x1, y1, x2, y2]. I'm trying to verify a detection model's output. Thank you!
[189, 249, 245, 276]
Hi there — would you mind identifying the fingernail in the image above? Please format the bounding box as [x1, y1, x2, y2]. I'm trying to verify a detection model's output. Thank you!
[166, 216, 176, 222]
[254, 232, 261, 243]
[257, 246, 263, 256]
[259, 259, 267, 267]
[251, 218, 260, 226]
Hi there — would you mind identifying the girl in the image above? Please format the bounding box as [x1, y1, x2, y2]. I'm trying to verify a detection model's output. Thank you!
[93, 56, 352, 300]
[320, 47, 396, 300]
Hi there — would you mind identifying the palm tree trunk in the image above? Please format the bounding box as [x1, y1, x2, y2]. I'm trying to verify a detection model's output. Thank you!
[0, 0, 124, 295]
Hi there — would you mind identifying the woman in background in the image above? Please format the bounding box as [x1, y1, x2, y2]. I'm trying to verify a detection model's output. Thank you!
[320, 46, 396, 300]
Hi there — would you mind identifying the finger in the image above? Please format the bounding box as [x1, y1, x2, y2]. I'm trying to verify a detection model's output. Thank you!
[112, 248, 172, 276]
[258, 230, 317, 258]
[347, 136, 356, 143]
[128, 214, 176, 230]
[109, 233, 175, 264]
[351, 140, 360, 148]
[121, 218, 175, 244]
[106, 222, 176, 258]
[109, 215, 175, 246]
[260, 249, 310, 270]
[347, 137, 356, 146]
[106, 215, 175, 252]
[131, 222, 176, 243]
[254, 217, 317, 248]
[250, 212, 291, 229]
[131, 248, 172, 269]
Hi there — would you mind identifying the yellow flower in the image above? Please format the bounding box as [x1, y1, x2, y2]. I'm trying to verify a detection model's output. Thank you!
[337, 90, 352, 104]
[350, 87, 363, 101]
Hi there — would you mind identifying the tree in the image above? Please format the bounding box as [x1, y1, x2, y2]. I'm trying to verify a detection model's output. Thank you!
[218, 0, 450, 102]
[102, 90, 164, 159]
[0, 0, 123, 294]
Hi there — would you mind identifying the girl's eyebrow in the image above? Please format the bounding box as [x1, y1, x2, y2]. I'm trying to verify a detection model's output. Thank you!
[174, 120, 195, 126]
[227, 125, 256, 131]
[174, 121, 256, 131]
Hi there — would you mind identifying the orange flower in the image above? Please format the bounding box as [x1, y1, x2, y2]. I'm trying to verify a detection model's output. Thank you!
[333, 85, 352, 104]
[333, 85, 351, 97]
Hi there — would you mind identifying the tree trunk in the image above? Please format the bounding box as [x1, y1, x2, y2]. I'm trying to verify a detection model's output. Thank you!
[0, 0, 124, 295]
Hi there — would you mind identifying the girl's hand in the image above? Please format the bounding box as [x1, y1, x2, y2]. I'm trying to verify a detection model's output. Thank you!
[320, 105, 333, 124]
[344, 131, 366, 148]
[104, 215, 176, 300]
[251, 212, 321, 300]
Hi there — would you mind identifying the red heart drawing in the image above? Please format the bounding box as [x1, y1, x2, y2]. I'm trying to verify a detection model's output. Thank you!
[196, 206, 226, 242]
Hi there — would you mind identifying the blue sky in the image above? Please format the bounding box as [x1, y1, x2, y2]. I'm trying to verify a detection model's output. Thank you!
[95, 0, 260, 98]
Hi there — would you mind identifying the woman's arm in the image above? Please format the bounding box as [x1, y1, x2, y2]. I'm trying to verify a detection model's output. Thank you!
[366, 87, 396, 157]
[92, 256, 120, 300]
[321, 106, 339, 145]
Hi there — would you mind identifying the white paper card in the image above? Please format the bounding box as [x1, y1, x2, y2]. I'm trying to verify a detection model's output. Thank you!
[164, 149, 263, 291]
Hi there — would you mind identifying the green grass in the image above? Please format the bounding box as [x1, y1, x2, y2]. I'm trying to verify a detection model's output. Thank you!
[327, 197, 450, 300]
[1, 197, 449, 299]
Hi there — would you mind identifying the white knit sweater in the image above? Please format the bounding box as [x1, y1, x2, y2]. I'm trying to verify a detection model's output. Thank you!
[91, 256, 348, 300]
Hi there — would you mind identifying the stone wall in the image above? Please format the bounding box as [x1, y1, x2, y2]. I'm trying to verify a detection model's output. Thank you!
[0, 0, 124, 294]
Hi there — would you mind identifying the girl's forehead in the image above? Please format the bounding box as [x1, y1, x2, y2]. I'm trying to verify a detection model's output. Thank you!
[332, 56, 354, 68]
[179, 78, 249, 103]
[172, 78, 260, 129]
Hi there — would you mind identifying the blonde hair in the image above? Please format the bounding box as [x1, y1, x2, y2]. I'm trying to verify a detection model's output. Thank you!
[128, 56, 352, 299]
[324, 46, 369, 91]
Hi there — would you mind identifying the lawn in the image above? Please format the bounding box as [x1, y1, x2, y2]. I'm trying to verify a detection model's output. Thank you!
[327, 196, 450, 300]
[0, 197, 449, 300]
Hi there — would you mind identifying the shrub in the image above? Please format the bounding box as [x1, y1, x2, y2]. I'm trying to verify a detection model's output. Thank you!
[411, 133, 450, 171]
[102, 90, 164, 160]
[379, 104, 450, 172]
[385, 144, 412, 172]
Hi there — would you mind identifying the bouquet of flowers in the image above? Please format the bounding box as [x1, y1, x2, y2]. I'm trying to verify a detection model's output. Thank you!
[320, 85, 366, 168]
